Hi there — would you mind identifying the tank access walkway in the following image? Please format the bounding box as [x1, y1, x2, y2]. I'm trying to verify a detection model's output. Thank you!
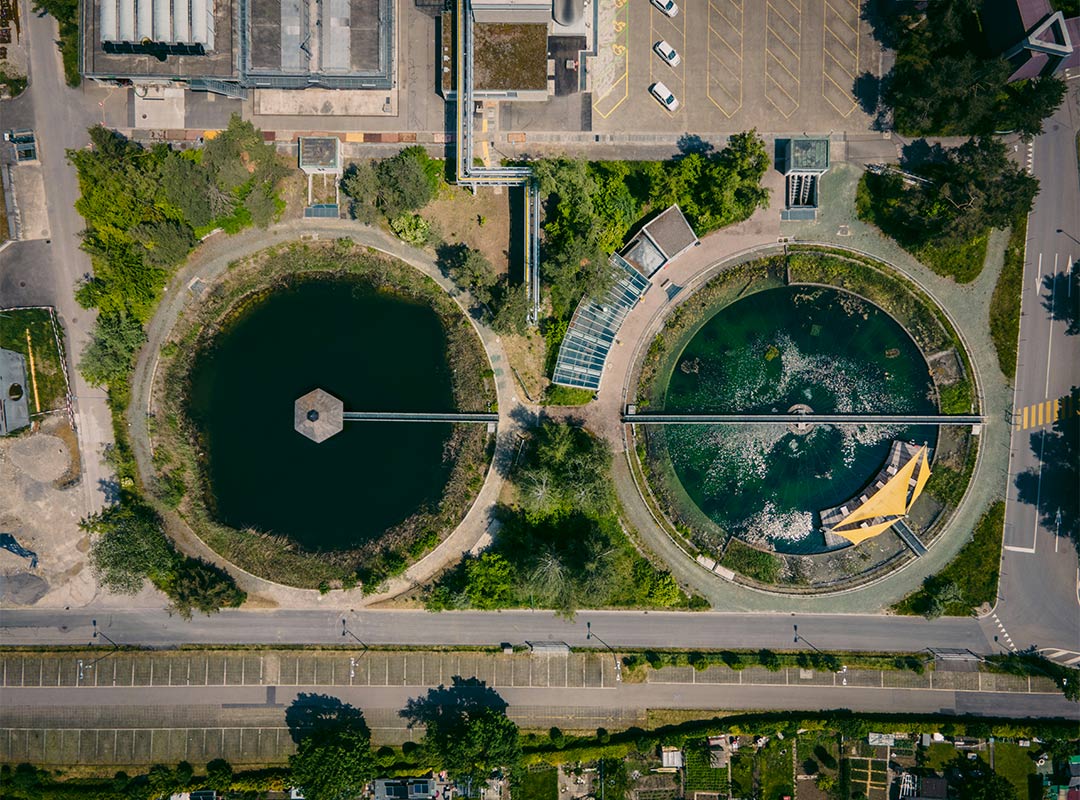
[343, 411, 499, 423]
[622, 413, 985, 426]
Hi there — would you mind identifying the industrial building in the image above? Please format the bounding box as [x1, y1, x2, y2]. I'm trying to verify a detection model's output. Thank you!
[82, 0, 394, 95]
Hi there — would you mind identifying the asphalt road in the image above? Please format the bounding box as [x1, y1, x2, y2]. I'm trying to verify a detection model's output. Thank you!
[997, 88, 1080, 655]
[0, 608, 996, 654]
[1, 683, 1075, 725]
[0, 9, 115, 517]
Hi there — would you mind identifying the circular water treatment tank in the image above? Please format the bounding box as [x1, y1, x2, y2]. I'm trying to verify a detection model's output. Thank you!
[186, 278, 461, 553]
[647, 285, 938, 555]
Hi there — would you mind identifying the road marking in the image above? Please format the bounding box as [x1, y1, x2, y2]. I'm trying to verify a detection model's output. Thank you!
[1032, 429, 1047, 544]
[1014, 393, 1072, 431]
[1045, 255, 1057, 395]
[1037, 251, 1042, 288]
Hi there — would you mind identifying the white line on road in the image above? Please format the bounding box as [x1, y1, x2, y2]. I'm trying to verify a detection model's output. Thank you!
[1046, 256, 1058, 396]
[1037, 252, 1043, 288]
[1032, 429, 1047, 544]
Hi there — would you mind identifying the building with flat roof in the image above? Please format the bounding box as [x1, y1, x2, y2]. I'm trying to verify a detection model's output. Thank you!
[620, 204, 699, 277]
[984, 0, 1079, 81]
[779, 138, 830, 220]
[82, 0, 394, 95]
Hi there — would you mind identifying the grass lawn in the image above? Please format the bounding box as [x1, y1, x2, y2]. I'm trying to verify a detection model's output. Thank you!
[730, 753, 754, 798]
[993, 743, 1036, 799]
[542, 384, 595, 406]
[683, 741, 729, 793]
[514, 768, 557, 800]
[913, 234, 989, 284]
[0, 306, 69, 417]
[922, 742, 958, 771]
[989, 214, 1027, 382]
[757, 738, 794, 799]
[892, 501, 1004, 616]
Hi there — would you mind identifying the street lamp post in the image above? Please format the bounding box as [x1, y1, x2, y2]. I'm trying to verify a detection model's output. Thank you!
[793, 625, 847, 684]
[79, 620, 122, 683]
[342, 619, 369, 655]
[586, 622, 622, 683]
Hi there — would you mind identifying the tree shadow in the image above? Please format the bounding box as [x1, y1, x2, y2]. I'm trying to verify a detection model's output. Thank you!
[860, 0, 914, 50]
[285, 693, 370, 744]
[1040, 271, 1080, 335]
[899, 139, 948, 172]
[400, 675, 508, 729]
[676, 134, 714, 158]
[1014, 387, 1079, 547]
[97, 478, 122, 505]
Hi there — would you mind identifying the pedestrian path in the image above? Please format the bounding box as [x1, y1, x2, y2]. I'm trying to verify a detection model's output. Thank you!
[1013, 393, 1075, 431]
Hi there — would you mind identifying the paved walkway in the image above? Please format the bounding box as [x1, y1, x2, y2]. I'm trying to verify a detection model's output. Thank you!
[129, 219, 523, 609]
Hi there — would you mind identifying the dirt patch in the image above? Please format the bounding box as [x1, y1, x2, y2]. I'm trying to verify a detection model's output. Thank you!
[8, 432, 69, 482]
[422, 186, 512, 275]
[500, 329, 547, 402]
[278, 168, 311, 222]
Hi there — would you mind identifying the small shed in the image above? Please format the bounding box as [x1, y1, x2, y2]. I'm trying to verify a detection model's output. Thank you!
[706, 736, 730, 769]
[868, 732, 895, 747]
[298, 137, 342, 175]
[620, 204, 699, 277]
[660, 746, 684, 769]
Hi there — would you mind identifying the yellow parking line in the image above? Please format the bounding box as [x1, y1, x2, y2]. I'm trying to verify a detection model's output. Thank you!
[767, 51, 801, 84]
[769, 26, 800, 58]
[824, 0, 859, 34]
[824, 26, 858, 60]
[823, 47, 856, 77]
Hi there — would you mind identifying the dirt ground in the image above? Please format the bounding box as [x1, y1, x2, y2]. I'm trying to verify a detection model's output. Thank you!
[0, 417, 159, 609]
[501, 328, 548, 402]
[422, 186, 513, 275]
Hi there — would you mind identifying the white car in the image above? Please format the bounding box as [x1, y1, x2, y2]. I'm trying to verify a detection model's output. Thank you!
[653, 39, 681, 67]
[651, 0, 678, 17]
[649, 81, 680, 111]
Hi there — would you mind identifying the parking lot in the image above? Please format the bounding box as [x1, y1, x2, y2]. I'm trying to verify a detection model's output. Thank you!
[591, 0, 879, 133]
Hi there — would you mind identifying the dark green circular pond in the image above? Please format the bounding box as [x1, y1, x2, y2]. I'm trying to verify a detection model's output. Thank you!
[187, 279, 458, 552]
[657, 285, 938, 554]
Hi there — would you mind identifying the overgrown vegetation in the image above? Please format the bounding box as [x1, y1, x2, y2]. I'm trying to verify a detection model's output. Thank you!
[989, 215, 1028, 381]
[0, 64, 28, 97]
[72, 119, 286, 389]
[720, 539, 780, 584]
[532, 132, 770, 319]
[986, 648, 1080, 702]
[893, 501, 1004, 618]
[153, 242, 496, 590]
[855, 138, 1037, 283]
[32, 0, 80, 86]
[425, 422, 697, 614]
[878, 0, 1065, 136]
[67, 118, 287, 612]
[0, 307, 68, 415]
[81, 498, 245, 619]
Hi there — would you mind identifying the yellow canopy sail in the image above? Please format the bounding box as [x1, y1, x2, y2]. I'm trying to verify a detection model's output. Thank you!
[907, 447, 932, 511]
[833, 446, 923, 528]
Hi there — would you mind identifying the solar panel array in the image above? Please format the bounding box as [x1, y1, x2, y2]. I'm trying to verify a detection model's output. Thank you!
[551, 253, 650, 390]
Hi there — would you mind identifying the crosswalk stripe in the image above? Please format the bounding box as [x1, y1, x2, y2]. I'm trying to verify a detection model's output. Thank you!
[1053, 398, 1060, 421]
[1023, 406, 1029, 429]
[1038, 402, 1044, 426]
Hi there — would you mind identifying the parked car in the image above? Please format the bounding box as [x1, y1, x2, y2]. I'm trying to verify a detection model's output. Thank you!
[653, 39, 681, 67]
[649, 81, 680, 111]
[651, 0, 678, 17]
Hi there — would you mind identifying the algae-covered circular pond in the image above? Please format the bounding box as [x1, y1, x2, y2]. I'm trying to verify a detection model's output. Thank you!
[653, 285, 938, 554]
[186, 278, 462, 552]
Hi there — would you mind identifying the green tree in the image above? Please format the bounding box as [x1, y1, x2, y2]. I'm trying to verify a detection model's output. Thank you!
[437, 244, 498, 306]
[78, 314, 147, 388]
[162, 557, 247, 620]
[959, 772, 1017, 800]
[160, 153, 214, 227]
[374, 146, 442, 218]
[82, 500, 175, 594]
[490, 279, 530, 335]
[290, 723, 378, 800]
[131, 220, 197, 268]
[464, 552, 516, 609]
[341, 161, 381, 223]
[204, 759, 233, 792]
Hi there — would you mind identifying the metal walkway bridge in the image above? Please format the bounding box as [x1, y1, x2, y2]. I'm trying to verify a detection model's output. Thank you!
[343, 411, 499, 424]
[454, 0, 540, 324]
[622, 413, 985, 426]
